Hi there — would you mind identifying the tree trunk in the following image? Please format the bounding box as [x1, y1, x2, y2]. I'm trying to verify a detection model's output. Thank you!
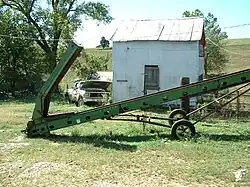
[10, 80, 16, 97]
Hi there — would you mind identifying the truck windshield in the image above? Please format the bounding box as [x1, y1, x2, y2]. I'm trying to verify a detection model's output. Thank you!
[80, 80, 112, 90]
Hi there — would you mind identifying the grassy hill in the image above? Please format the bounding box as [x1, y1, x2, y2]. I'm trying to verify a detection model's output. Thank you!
[225, 38, 250, 46]
[224, 38, 250, 73]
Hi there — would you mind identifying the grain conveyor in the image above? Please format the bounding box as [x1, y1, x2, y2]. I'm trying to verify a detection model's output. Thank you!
[23, 41, 250, 140]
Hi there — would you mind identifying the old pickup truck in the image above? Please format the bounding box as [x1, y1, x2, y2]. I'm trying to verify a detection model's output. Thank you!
[65, 79, 112, 107]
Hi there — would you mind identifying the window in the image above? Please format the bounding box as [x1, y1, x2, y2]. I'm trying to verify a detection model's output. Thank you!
[144, 65, 159, 90]
[199, 44, 204, 57]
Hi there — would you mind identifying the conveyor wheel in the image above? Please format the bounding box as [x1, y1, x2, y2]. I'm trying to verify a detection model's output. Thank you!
[168, 109, 188, 126]
[171, 119, 196, 140]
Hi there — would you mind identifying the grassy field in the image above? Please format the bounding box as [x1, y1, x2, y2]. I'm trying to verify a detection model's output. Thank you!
[225, 38, 250, 46]
[1, 39, 250, 187]
[1, 100, 250, 187]
[224, 39, 250, 73]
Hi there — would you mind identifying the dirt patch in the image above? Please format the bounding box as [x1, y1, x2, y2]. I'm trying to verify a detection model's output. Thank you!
[0, 142, 29, 153]
[50, 142, 61, 146]
[19, 162, 66, 178]
[91, 181, 178, 187]
[0, 161, 24, 176]
[0, 161, 230, 187]
[9, 162, 90, 187]
[9, 135, 25, 142]
[0, 135, 29, 153]
[91, 181, 129, 187]
[0, 129, 14, 133]
[168, 156, 185, 164]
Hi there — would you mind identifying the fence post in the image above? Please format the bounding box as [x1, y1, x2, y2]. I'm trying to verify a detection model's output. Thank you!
[236, 90, 240, 119]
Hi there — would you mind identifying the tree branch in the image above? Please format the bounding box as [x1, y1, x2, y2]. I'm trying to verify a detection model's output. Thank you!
[2, 0, 52, 57]
[51, 0, 63, 56]
[1, 0, 21, 9]
[26, 14, 51, 54]
[34, 38, 50, 53]
[52, 0, 59, 10]
[28, 0, 36, 14]
[67, 0, 76, 14]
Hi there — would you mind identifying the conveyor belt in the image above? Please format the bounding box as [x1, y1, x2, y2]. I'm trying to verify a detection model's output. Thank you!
[24, 41, 250, 137]
[27, 67, 250, 137]
[74, 67, 250, 115]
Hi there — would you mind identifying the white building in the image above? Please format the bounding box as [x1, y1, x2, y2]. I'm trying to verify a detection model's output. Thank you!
[110, 17, 206, 107]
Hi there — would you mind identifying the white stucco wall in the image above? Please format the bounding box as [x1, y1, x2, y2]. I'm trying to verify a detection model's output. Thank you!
[112, 40, 203, 106]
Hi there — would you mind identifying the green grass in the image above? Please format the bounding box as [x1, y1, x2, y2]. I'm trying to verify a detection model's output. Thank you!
[224, 39, 250, 73]
[1, 101, 250, 186]
[226, 38, 250, 46]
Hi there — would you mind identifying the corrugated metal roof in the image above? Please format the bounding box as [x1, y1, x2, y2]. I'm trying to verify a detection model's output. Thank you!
[110, 17, 204, 42]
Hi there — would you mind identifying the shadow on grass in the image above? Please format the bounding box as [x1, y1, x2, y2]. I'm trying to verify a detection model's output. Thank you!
[80, 133, 169, 142]
[4, 96, 36, 103]
[30, 129, 250, 152]
[1, 93, 67, 104]
[196, 133, 250, 142]
[39, 132, 174, 151]
[41, 134, 140, 152]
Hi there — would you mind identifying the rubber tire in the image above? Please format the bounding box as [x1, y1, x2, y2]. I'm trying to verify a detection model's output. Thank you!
[171, 119, 196, 140]
[168, 109, 188, 126]
[76, 97, 84, 107]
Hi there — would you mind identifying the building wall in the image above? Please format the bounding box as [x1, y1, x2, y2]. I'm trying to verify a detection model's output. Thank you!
[112, 40, 202, 105]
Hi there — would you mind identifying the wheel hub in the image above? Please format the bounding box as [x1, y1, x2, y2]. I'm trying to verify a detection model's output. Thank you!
[176, 125, 192, 139]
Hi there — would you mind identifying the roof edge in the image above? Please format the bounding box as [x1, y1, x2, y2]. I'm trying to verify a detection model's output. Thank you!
[111, 17, 204, 42]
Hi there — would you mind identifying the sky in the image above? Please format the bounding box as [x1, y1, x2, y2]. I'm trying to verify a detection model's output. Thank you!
[74, 0, 250, 48]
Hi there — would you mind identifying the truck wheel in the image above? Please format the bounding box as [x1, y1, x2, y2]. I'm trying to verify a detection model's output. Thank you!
[168, 109, 188, 126]
[171, 119, 195, 140]
[66, 96, 72, 104]
[76, 97, 84, 107]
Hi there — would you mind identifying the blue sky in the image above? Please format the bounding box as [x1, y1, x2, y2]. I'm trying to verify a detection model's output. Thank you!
[75, 0, 250, 48]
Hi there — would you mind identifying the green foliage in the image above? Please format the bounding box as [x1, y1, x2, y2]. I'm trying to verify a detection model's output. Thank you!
[0, 9, 46, 94]
[0, 0, 113, 72]
[100, 36, 110, 49]
[72, 52, 110, 79]
[183, 9, 229, 75]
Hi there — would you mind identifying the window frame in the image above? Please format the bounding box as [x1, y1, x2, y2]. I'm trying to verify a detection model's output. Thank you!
[144, 65, 160, 90]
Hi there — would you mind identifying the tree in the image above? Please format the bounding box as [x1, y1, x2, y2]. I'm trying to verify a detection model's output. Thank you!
[183, 9, 229, 76]
[72, 52, 110, 79]
[0, 0, 113, 79]
[100, 36, 110, 49]
[0, 9, 45, 95]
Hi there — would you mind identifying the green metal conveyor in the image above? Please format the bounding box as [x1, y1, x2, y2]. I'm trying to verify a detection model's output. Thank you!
[24, 41, 250, 140]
